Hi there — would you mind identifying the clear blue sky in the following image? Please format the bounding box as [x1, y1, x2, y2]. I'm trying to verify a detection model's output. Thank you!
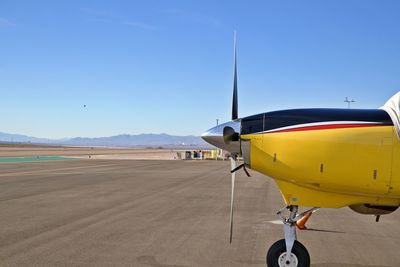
[1, 1, 400, 138]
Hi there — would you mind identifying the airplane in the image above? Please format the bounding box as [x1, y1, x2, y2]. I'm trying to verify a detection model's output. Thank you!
[201, 34, 400, 267]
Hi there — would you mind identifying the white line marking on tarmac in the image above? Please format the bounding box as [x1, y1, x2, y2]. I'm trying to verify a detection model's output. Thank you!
[267, 220, 283, 225]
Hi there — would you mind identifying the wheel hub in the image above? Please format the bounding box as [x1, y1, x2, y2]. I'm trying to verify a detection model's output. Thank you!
[278, 252, 298, 267]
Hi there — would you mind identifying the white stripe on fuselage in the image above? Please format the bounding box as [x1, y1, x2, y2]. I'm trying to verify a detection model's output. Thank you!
[254, 121, 383, 134]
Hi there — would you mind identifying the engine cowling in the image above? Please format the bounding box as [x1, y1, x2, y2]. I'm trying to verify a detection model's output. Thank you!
[349, 204, 399, 215]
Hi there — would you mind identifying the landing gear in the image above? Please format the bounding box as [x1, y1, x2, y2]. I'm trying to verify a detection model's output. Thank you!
[266, 205, 314, 267]
[267, 239, 309, 267]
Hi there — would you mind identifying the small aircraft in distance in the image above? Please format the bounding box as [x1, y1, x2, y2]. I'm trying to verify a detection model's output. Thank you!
[201, 35, 400, 267]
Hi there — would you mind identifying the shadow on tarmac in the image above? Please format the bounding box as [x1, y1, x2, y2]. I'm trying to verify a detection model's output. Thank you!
[305, 228, 346, 234]
[311, 264, 390, 267]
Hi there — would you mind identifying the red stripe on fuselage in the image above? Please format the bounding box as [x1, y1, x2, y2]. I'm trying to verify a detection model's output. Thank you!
[268, 123, 384, 134]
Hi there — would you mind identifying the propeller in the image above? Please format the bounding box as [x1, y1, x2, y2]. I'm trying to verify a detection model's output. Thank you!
[229, 154, 250, 243]
[229, 156, 236, 243]
[229, 32, 238, 243]
[227, 32, 251, 243]
[232, 31, 238, 121]
[231, 163, 250, 177]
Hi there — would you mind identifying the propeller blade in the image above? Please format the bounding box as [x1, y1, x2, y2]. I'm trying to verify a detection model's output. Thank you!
[229, 156, 236, 243]
[230, 163, 251, 177]
[232, 31, 238, 120]
[242, 165, 250, 177]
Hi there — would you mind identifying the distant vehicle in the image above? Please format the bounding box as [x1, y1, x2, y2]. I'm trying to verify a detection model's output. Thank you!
[201, 35, 400, 267]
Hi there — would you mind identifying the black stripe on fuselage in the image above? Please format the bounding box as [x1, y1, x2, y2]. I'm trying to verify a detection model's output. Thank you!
[241, 108, 393, 135]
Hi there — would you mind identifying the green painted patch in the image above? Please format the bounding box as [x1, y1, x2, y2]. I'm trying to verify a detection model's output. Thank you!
[0, 156, 78, 163]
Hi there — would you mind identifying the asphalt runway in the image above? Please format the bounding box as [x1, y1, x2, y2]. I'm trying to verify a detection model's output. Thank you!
[0, 159, 399, 267]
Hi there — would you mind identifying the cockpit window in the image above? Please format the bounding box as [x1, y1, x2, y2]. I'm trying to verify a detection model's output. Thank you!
[241, 114, 264, 134]
[264, 109, 393, 132]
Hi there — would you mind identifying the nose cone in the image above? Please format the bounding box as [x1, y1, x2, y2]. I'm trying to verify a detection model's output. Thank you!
[201, 120, 241, 154]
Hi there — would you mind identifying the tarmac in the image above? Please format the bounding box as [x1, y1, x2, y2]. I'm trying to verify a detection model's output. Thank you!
[1, 159, 400, 267]
[0, 145, 179, 159]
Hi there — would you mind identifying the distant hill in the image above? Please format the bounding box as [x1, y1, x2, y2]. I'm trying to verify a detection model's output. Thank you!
[0, 132, 53, 144]
[0, 132, 210, 148]
[63, 133, 208, 148]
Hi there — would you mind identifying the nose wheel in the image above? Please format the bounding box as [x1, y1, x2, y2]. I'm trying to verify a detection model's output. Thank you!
[267, 239, 309, 267]
[266, 206, 314, 267]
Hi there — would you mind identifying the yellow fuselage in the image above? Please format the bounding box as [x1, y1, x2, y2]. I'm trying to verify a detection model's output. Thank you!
[243, 126, 400, 208]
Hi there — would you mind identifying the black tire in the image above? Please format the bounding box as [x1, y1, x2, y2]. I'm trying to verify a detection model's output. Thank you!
[266, 239, 310, 267]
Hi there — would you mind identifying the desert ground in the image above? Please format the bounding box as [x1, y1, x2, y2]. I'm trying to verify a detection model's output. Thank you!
[0, 146, 400, 266]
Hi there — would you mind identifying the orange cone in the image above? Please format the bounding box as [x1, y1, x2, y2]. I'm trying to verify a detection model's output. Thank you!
[296, 212, 312, 230]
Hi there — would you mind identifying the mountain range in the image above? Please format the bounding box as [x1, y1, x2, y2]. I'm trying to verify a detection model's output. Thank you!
[0, 132, 210, 148]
